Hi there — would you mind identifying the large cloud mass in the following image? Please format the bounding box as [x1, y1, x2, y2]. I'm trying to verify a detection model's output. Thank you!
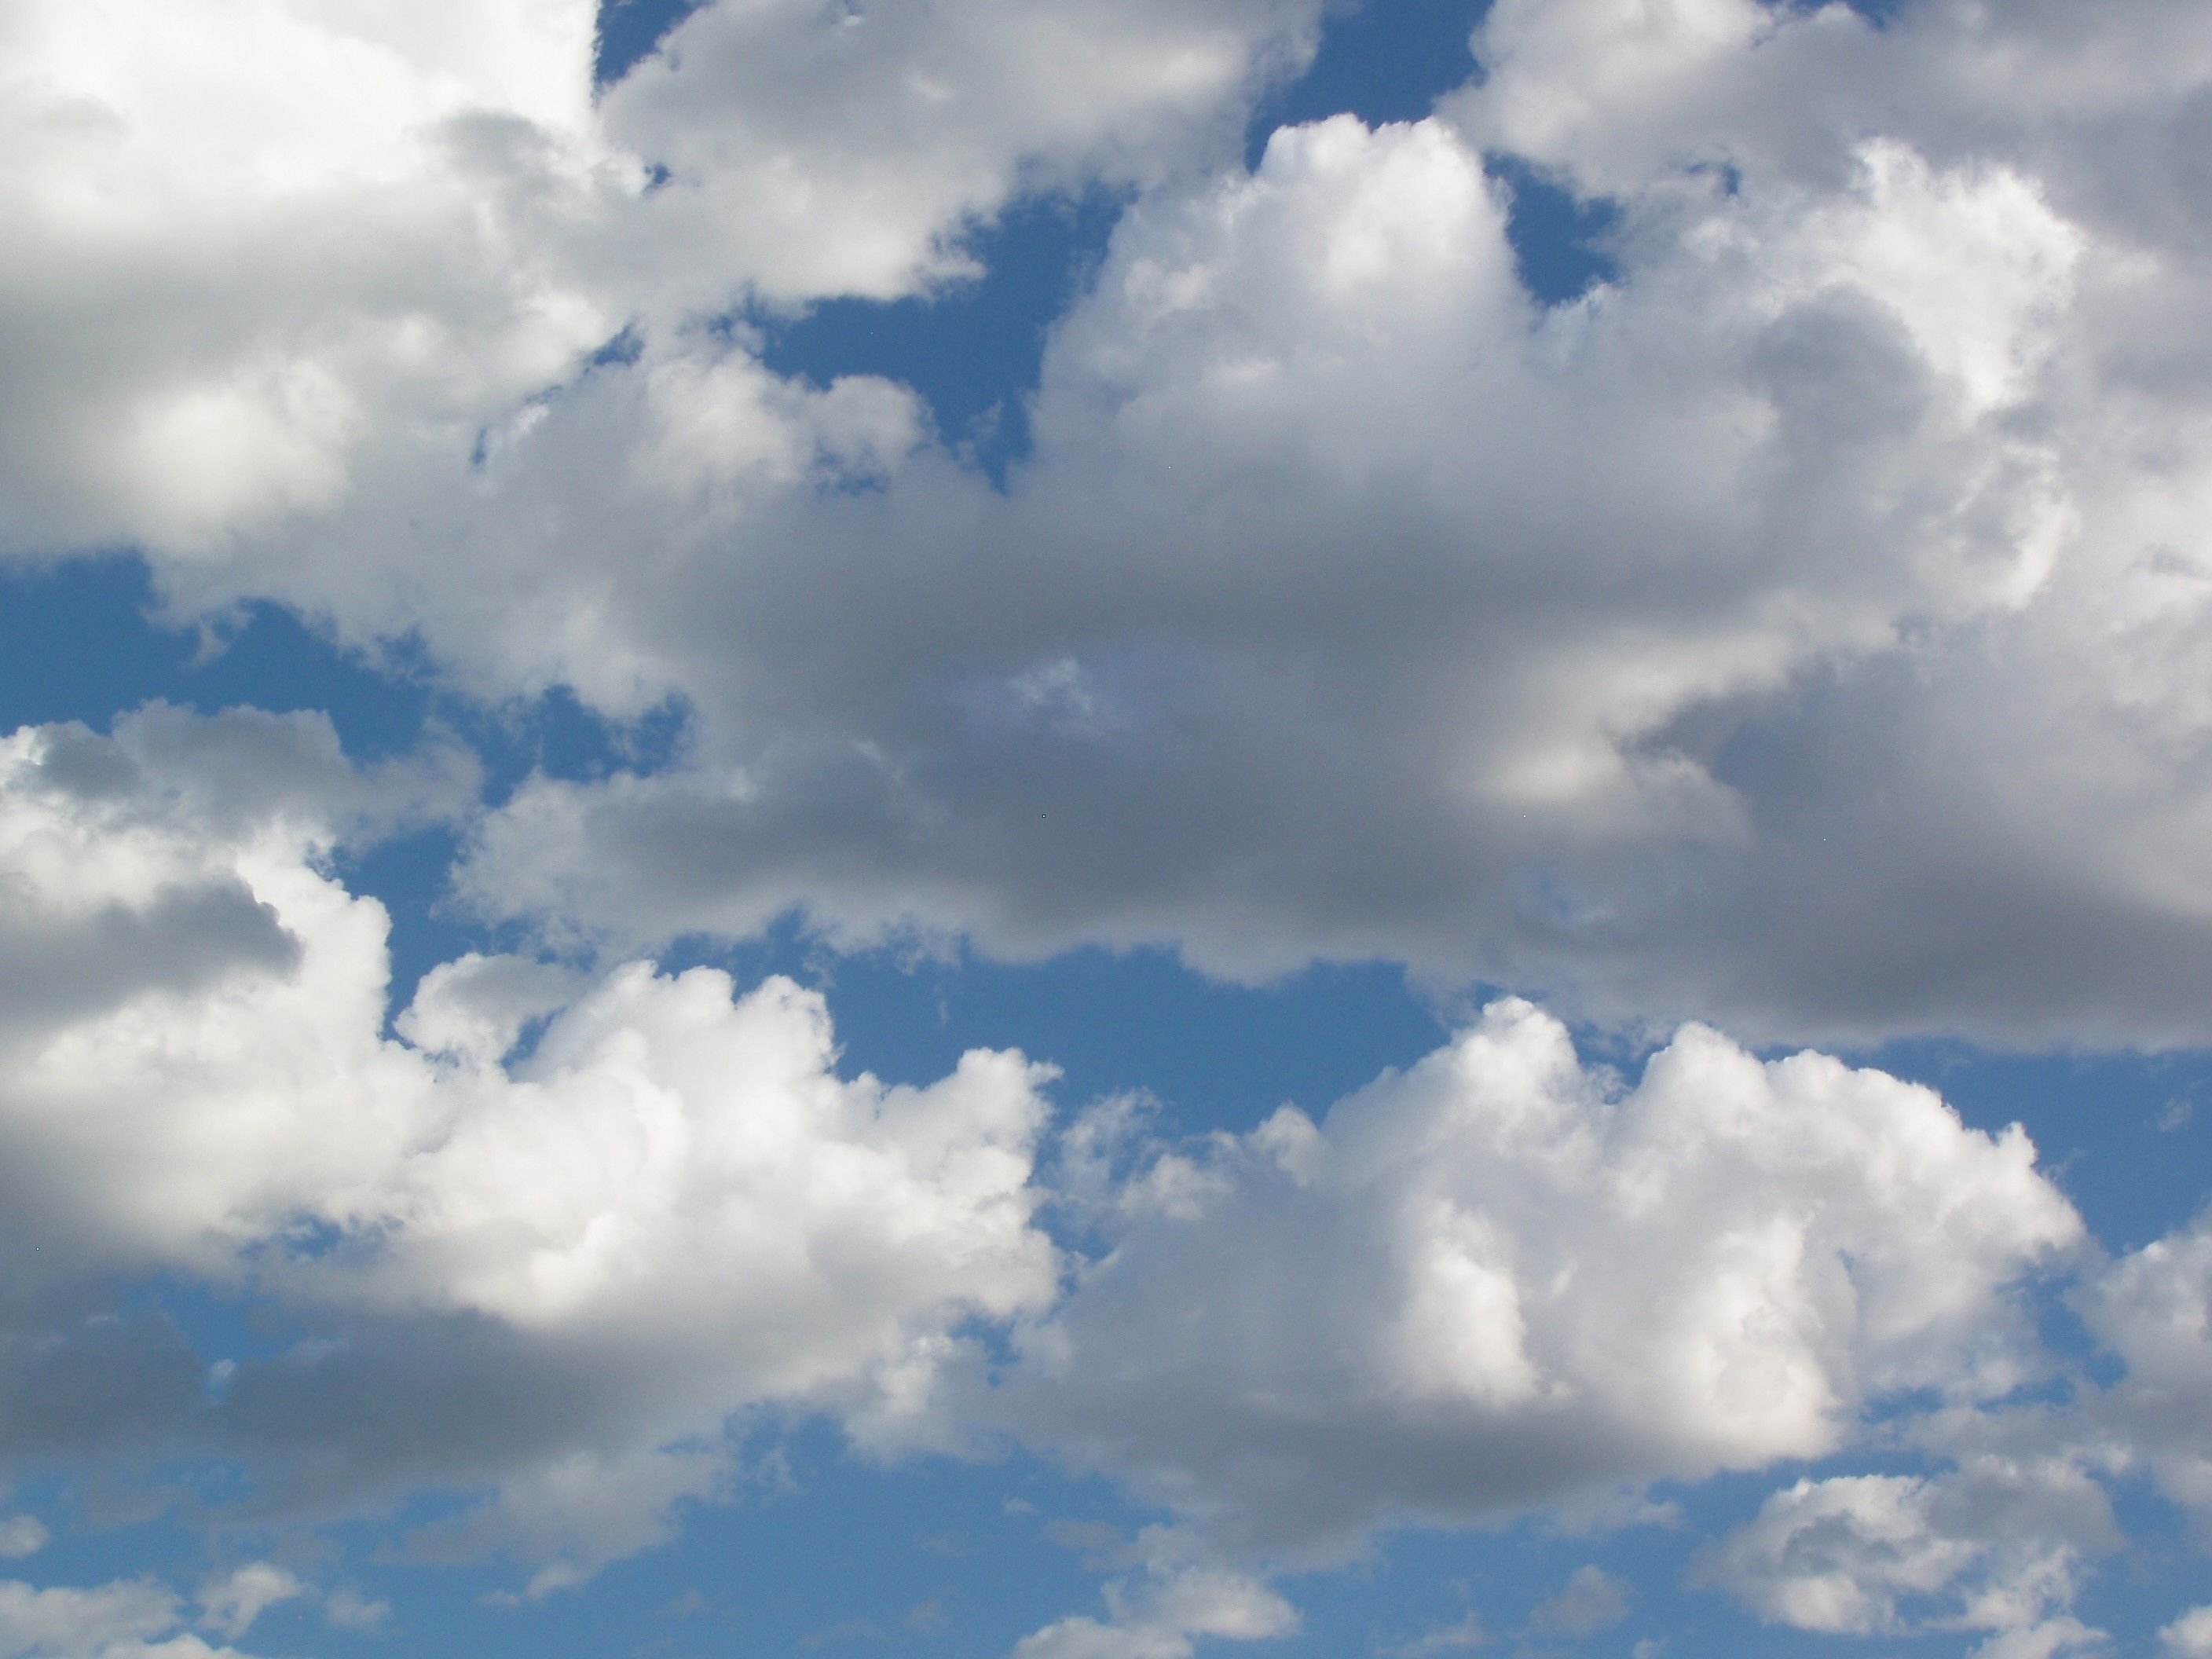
[7, 0, 2212, 1646]
[5, 0, 2212, 1043]
[0, 712, 1057, 1578]
[1002, 996, 2081, 1551]
[1, 706, 2209, 1643]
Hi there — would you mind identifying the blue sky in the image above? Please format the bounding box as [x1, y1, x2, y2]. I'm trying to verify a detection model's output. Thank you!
[3, 2, 2212, 1657]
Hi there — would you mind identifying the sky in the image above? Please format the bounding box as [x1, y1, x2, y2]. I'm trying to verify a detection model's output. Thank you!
[2, 1, 2211, 1656]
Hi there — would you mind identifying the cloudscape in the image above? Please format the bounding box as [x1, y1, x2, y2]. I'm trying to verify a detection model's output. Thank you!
[3, 1, 2212, 1654]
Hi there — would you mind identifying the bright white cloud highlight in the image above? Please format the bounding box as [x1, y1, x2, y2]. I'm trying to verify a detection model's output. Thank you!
[1010, 1539, 1296, 1659]
[2166, 1606, 2212, 1658]
[0, 1577, 247, 1659]
[9, 0, 2212, 1046]
[1003, 997, 2080, 1549]
[0, 0, 1321, 559]
[0, 711, 1056, 1577]
[194, 1566, 302, 1643]
[1700, 1455, 2114, 1657]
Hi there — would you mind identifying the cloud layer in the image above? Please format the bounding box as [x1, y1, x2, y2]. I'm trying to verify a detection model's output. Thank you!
[6, 0, 2212, 1648]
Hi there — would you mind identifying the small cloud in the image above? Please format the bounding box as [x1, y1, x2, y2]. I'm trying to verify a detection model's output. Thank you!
[324, 1588, 390, 1630]
[1528, 1567, 1631, 1638]
[199, 1562, 307, 1639]
[1392, 1610, 1485, 1655]
[906, 1599, 947, 1632]
[655, 1589, 709, 1619]
[2163, 1606, 2212, 1657]
[801, 1614, 884, 1648]
[0, 1515, 49, 1558]
[524, 1562, 589, 1600]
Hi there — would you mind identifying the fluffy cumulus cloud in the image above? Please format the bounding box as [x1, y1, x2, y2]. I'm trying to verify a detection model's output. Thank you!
[2168, 1606, 2212, 1658]
[9, 0, 2212, 1647]
[0, 712, 1056, 1577]
[1010, 1534, 1296, 1659]
[0, 1574, 252, 1659]
[400, 0, 2209, 1046]
[1001, 998, 2080, 1551]
[2, 705, 2210, 1640]
[8, 0, 2212, 1045]
[443, 108, 2075, 983]
[2076, 1204, 2212, 1530]
[0, 0, 1320, 561]
[1700, 1456, 2114, 1657]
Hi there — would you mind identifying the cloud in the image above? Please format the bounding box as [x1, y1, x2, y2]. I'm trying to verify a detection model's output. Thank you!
[1527, 1566, 1630, 1637]
[1010, 1534, 1295, 1659]
[0, 0, 1322, 562]
[8, 0, 2212, 1047]
[2075, 1204, 2212, 1531]
[1390, 1610, 1485, 1657]
[0, 1576, 254, 1659]
[1000, 998, 2080, 1552]
[597, 0, 1326, 310]
[195, 1565, 302, 1642]
[0, 705, 2207, 1624]
[0, 712, 1057, 1580]
[1697, 1451, 2116, 1658]
[434, 71, 2212, 1047]
[320, 1588, 387, 1632]
[0, 1524, 42, 1564]
[2166, 1606, 2212, 1658]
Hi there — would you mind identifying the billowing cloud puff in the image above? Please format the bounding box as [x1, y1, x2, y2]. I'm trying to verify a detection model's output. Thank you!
[600, 0, 1325, 310]
[0, 0, 1321, 558]
[0, 1575, 246, 1659]
[440, 108, 2097, 1020]
[1698, 1456, 2114, 1657]
[1009, 1533, 1296, 1659]
[0, 712, 1056, 1577]
[426, 21, 2212, 1045]
[1000, 997, 2081, 1551]
[8, 0, 2212, 1045]
[2077, 1205, 2212, 1530]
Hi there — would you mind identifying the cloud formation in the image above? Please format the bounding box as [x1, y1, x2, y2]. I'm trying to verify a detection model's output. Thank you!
[8, 0, 2212, 1046]
[1002, 996, 2079, 1551]
[5, 0, 2212, 1645]
[0, 704, 2208, 1643]
[0, 712, 1055, 1579]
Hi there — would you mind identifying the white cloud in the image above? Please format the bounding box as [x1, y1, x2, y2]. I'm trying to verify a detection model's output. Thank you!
[195, 1566, 302, 1642]
[1698, 1452, 2115, 1658]
[0, 1577, 252, 1659]
[320, 1588, 387, 1632]
[0, 711, 1057, 1579]
[0, 0, 1322, 563]
[2076, 1206, 2212, 1530]
[1391, 1610, 1485, 1657]
[442, 105, 2122, 1037]
[8, 0, 2212, 1047]
[599, 0, 1326, 311]
[1011, 1534, 1295, 1659]
[0, 1524, 42, 1564]
[1001, 998, 2080, 1551]
[1527, 1566, 1629, 1637]
[2165, 1606, 2212, 1658]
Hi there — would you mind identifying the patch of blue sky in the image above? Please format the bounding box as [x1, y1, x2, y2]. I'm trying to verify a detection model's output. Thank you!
[756, 187, 1130, 487]
[593, 0, 707, 89]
